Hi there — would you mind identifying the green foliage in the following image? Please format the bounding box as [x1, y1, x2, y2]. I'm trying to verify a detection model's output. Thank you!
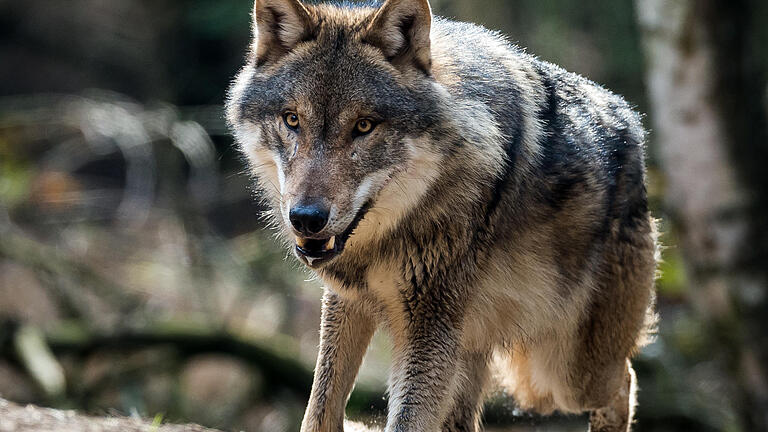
[657, 243, 688, 298]
[0, 159, 32, 210]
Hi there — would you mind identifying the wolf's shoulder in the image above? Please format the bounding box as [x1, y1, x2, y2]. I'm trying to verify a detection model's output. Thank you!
[430, 18, 646, 203]
[431, 17, 643, 147]
[431, 17, 639, 117]
[431, 17, 527, 71]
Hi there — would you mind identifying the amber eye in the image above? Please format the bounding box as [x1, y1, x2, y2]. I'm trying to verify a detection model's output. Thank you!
[354, 118, 375, 135]
[283, 111, 300, 130]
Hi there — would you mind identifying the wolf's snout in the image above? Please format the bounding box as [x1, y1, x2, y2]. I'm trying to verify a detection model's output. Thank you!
[289, 201, 330, 236]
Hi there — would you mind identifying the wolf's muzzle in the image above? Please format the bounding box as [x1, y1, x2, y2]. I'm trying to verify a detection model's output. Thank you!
[289, 200, 330, 236]
[294, 201, 372, 267]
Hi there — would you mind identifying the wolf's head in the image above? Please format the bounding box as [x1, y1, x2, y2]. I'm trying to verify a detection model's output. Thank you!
[227, 0, 453, 267]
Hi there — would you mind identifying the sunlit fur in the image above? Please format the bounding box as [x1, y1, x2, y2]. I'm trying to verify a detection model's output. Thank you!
[227, 1, 657, 431]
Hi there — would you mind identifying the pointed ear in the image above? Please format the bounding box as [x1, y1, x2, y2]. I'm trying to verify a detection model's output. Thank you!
[253, 0, 315, 65]
[364, 0, 432, 73]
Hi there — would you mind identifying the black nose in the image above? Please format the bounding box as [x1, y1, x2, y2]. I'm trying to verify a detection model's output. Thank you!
[289, 201, 330, 236]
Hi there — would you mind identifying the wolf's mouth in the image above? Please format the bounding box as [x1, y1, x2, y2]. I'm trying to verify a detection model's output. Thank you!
[294, 202, 372, 267]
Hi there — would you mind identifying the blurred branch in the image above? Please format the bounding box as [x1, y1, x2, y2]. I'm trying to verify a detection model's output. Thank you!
[0, 93, 220, 224]
[41, 320, 393, 415]
[12, 325, 65, 400]
[0, 225, 145, 323]
[46, 321, 315, 396]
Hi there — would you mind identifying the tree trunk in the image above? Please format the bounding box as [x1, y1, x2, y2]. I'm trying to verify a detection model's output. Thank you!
[636, 0, 768, 430]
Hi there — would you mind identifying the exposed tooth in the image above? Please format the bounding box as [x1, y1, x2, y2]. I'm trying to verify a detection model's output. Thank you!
[296, 237, 307, 248]
[325, 236, 336, 251]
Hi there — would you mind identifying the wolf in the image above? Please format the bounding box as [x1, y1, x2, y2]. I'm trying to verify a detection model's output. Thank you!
[226, 0, 657, 431]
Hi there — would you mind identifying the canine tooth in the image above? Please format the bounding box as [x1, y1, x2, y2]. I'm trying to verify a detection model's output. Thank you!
[326, 236, 336, 250]
[296, 237, 307, 248]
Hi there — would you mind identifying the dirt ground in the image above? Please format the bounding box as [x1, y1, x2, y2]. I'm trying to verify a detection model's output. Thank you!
[0, 398, 218, 432]
[0, 398, 387, 432]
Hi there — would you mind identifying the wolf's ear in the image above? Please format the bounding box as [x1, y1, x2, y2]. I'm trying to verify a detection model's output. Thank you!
[253, 0, 315, 65]
[365, 0, 432, 73]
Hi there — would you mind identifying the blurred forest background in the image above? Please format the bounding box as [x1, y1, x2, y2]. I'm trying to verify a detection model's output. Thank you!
[1, 0, 767, 431]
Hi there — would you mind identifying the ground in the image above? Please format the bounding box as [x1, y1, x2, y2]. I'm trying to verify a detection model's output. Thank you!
[0, 398, 217, 432]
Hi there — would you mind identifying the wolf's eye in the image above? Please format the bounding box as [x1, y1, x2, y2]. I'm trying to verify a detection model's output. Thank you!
[283, 112, 300, 130]
[354, 119, 375, 136]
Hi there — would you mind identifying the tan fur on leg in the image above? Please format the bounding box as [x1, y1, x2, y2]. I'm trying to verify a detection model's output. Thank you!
[588, 360, 637, 432]
[301, 291, 376, 432]
[442, 351, 491, 432]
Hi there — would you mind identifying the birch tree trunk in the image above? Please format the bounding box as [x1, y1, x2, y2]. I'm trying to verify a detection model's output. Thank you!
[636, 0, 768, 430]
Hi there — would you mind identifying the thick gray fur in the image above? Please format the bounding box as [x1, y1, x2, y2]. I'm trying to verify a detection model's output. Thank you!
[227, 1, 657, 431]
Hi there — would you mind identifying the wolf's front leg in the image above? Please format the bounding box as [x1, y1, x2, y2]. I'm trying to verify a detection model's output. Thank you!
[386, 321, 462, 432]
[442, 351, 491, 432]
[301, 290, 376, 432]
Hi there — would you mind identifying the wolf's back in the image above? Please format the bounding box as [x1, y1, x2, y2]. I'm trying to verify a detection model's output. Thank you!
[430, 17, 647, 234]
